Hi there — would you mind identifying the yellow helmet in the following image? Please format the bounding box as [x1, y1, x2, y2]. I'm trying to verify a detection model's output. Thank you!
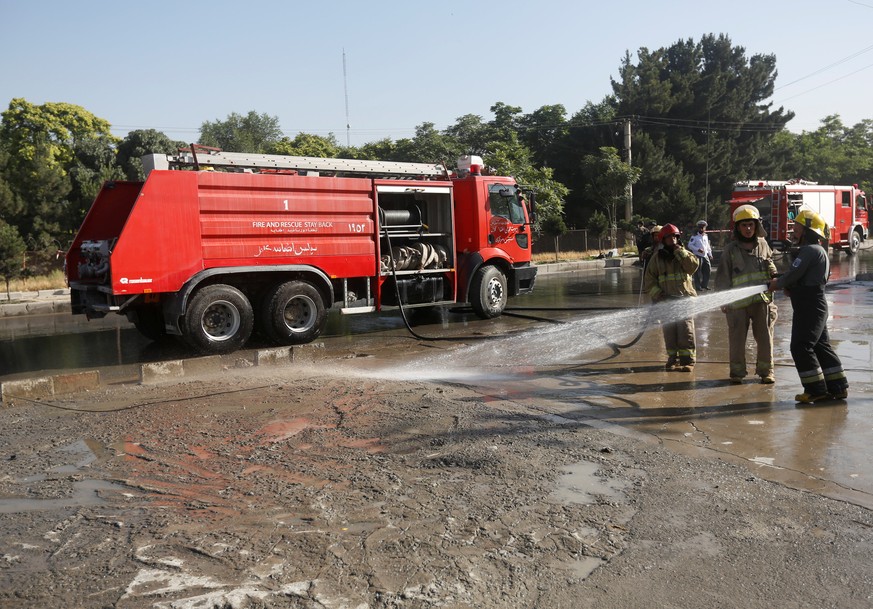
[651, 225, 664, 242]
[795, 208, 830, 241]
[732, 204, 766, 238]
[732, 204, 760, 222]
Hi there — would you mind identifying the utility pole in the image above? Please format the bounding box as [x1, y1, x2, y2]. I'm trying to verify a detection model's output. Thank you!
[624, 119, 633, 221]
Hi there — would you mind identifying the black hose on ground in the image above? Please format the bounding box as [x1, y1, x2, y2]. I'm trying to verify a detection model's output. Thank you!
[382, 225, 655, 356]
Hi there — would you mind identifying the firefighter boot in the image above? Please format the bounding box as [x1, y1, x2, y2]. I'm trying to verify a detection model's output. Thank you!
[665, 357, 679, 372]
[829, 388, 848, 400]
[794, 392, 831, 404]
[678, 359, 694, 373]
[760, 373, 775, 384]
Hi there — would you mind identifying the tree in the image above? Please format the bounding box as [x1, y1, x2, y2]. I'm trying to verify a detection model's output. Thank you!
[199, 111, 282, 153]
[269, 133, 340, 158]
[391, 122, 461, 164]
[580, 147, 642, 249]
[444, 114, 490, 156]
[483, 132, 568, 234]
[0, 220, 26, 297]
[0, 99, 117, 255]
[518, 104, 568, 168]
[587, 211, 610, 251]
[350, 137, 397, 161]
[778, 115, 873, 192]
[539, 213, 568, 262]
[116, 129, 186, 181]
[610, 35, 793, 227]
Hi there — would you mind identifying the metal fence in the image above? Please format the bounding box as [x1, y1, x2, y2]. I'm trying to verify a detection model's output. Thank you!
[532, 230, 629, 255]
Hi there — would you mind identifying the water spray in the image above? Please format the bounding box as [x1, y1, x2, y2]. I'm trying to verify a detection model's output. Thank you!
[350, 284, 769, 381]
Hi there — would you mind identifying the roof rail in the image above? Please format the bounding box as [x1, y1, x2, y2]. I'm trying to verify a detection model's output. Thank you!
[143, 146, 448, 179]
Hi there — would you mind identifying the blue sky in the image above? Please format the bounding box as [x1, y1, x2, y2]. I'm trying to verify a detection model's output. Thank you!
[2, 0, 873, 147]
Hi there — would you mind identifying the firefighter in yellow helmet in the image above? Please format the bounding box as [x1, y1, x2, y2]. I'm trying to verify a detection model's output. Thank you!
[643, 223, 699, 371]
[714, 205, 778, 384]
[768, 208, 848, 403]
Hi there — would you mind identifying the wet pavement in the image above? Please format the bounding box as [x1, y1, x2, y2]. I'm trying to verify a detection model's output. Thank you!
[2, 250, 873, 511]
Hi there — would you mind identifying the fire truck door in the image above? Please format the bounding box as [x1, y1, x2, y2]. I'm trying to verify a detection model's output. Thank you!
[486, 183, 531, 257]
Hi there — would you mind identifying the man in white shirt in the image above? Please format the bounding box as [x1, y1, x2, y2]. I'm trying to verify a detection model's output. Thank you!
[688, 220, 713, 290]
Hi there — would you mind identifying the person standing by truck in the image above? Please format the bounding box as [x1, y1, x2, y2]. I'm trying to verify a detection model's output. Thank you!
[644, 224, 699, 371]
[767, 209, 849, 403]
[688, 220, 713, 290]
[714, 205, 778, 384]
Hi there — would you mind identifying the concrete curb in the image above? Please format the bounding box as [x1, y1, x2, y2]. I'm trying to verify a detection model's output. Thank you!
[0, 289, 72, 317]
[0, 343, 331, 407]
[1, 371, 101, 408]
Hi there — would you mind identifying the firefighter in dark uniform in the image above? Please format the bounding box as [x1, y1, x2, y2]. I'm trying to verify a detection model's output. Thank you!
[644, 224, 699, 371]
[768, 209, 849, 403]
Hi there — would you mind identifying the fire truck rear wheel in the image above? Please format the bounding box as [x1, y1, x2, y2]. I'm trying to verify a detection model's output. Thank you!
[261, 280, 327, 345]
[470, 265, 507, 319]
[183, 285, 254, 355]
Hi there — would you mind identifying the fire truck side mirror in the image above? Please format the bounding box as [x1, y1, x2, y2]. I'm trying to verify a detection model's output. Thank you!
[528, 191, 537, 221]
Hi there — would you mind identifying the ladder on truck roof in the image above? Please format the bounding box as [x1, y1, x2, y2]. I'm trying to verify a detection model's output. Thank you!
[142, 147, 449, 179]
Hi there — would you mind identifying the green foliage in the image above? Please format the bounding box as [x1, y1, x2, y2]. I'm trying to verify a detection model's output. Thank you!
[777, 115, 873, 192]
[392, 123, 462, 164]
[199, 111, 283, 153]
[116, 129, 186, 180]
[609, 34, 792, 226]
[349, 138, 397, 161]
[269, 133, 340, 158]
[0, 219, 26, 295]
[580, 147, 642, 231]
[0, 99, 118, 249]
[0, 98, 115, 172]
[483, 132, 568, 230]
[587, 210, 609, 239]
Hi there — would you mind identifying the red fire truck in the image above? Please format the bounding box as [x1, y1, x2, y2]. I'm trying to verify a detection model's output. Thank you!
[65, 149, 537, 354]
[728, 179, 870, 254]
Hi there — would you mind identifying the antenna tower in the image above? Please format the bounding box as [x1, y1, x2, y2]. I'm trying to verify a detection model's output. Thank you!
[342, 49, 350, 147]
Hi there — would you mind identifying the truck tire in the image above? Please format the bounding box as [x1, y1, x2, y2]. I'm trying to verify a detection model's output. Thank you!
[470, 265, 507, 319]
[848, 229, 862, 256]
[131, 306, 166, 341]
[183, 285, 253, 354]
[260, 280, 327, 345]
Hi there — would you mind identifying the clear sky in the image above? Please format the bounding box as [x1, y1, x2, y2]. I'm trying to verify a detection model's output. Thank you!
[2, 0, 873, 147]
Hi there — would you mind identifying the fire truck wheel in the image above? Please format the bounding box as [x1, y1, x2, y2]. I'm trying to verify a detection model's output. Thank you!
[848, 230, 862, 255]
[260, 280, 327, 345]
[470, 265, 507, 319]
[131, 306, 166, 341]
[183, 285, 254, 355]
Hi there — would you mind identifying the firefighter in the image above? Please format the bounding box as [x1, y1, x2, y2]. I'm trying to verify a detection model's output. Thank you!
[767, 209, 849, 403]
[644, 224, 699, 371]
[639, 224, 662, 270]
[714, 205, 778, 384]
[635, 220, 656, 263]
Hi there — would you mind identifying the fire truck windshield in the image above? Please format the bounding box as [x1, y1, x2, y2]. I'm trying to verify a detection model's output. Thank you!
[489, 184, 525, 224]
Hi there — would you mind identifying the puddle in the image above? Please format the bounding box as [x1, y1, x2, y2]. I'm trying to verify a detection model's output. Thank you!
[0, 479, 128, 513]
[550, 461, 629, 505]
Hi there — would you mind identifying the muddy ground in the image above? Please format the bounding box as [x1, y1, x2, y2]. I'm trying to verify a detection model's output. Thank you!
[1, 338, 872, 609]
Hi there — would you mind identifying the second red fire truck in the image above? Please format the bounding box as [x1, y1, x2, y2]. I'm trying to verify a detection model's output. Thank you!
[728, 179, 871, 254]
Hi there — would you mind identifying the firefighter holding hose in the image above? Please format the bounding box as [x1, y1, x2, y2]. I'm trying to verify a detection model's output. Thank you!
[714, 205, 778, 384]
[768, 209, 849, 403]
[644, 224, 699, 371]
